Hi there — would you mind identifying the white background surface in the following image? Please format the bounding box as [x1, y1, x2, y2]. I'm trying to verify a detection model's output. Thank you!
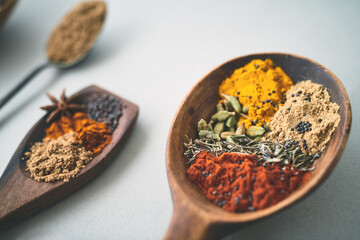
[0, 0, 359, 239]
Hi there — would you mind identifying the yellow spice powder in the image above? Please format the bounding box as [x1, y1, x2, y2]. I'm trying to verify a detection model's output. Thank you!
[218, 59, 293, 128]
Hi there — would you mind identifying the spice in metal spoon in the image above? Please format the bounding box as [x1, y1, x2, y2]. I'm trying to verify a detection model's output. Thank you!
[46, 1, 106, 64]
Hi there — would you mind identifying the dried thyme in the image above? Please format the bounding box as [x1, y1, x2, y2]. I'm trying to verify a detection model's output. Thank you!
[184, 134, 319, 171]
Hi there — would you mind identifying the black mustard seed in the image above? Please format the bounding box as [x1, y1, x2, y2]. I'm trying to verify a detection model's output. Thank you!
[87, 93, 123, 131]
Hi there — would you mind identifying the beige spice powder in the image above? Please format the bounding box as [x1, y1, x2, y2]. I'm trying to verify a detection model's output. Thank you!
[266, 80, 340, 154]
[46, 1, 106, 64]
[24, 132, 93, 182]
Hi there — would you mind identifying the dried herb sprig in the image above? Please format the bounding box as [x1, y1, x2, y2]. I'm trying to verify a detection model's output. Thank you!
[184, 134, 319, 171]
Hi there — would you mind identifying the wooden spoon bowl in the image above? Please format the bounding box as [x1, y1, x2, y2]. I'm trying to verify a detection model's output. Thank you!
[165, 53, 352, 240]
[0, 85, 139, 229]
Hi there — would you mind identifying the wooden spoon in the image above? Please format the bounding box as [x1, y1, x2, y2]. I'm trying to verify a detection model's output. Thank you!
[0, 85, 139, 229]
[164, 53, 352, 240]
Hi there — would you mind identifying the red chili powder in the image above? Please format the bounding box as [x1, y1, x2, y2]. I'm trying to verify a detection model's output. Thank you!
[187, 151, 311, 212]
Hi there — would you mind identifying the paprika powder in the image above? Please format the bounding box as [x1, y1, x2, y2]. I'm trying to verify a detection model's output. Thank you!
[187, 151, 311, 212]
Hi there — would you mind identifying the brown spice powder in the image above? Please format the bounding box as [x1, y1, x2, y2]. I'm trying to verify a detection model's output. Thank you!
[24, 132, 93, 182]
[46, 1, 106, 64]
[266, 80, 340, 154]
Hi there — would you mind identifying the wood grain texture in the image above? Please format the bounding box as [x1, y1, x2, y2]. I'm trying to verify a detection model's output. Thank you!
[0, 85, 139, 229]
[164, 53, 352, 240]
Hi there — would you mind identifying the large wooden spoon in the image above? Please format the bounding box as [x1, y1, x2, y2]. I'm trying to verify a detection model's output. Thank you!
[164, 53, 352, 240]
[0, 85, 138, 229]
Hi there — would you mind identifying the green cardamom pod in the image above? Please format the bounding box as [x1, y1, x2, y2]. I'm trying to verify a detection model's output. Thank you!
[216, 103, 224, 112]
[220, 131, 235, 139]
[208, 121, 214, 132]
[226, 134, 249, 144]
[211, 111, 234, 122]
[236, 123, 245, 135]
[198, 119, 209, 131]
[242, 105, 250, 114]
[223, 94, 241, 114]
[226, 115, 236, 128]
[223, 100, 233, 111]
[199, 130, 212, 138]
[211, 133, 220, 140]
[246, 126, 266, 138]
[214, 122, 225, 135]
[262, 123, 271, 132]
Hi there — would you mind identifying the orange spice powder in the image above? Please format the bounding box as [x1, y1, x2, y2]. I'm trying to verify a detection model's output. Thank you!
[45, 112, 112, 156]
[187, 151, 311, 212]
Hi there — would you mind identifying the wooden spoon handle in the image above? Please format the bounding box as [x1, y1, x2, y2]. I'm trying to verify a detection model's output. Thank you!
[0, 166, 46, 229]
[163, 202, 240, 240]
[163, 204, 212, 240]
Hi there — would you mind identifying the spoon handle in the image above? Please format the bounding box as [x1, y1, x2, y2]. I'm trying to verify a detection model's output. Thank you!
[0, 62, 50, 109]
[163, 205, 211, 240]
[163, 200, 240, 240]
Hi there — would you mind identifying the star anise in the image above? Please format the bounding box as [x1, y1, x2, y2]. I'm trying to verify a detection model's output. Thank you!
[41, 89, 84, 123]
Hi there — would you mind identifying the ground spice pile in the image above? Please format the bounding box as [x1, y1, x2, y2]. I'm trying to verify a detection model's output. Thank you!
[45, 112, 112, 156]
[218, 59, 293, 128]
[23, 90, 122, 183]
[24, 132, 93, 182]
[266, 80, 340, 154]
[46, 1, 106, 63]
[187, 151, 311, 212]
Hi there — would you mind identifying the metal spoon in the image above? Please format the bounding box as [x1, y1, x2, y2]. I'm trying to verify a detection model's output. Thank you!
[0, 2, 106, 109]
[0, 58, 86, 109]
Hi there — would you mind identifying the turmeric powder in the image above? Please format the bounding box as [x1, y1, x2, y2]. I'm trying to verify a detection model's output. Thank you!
[218, 59, 293, 128]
